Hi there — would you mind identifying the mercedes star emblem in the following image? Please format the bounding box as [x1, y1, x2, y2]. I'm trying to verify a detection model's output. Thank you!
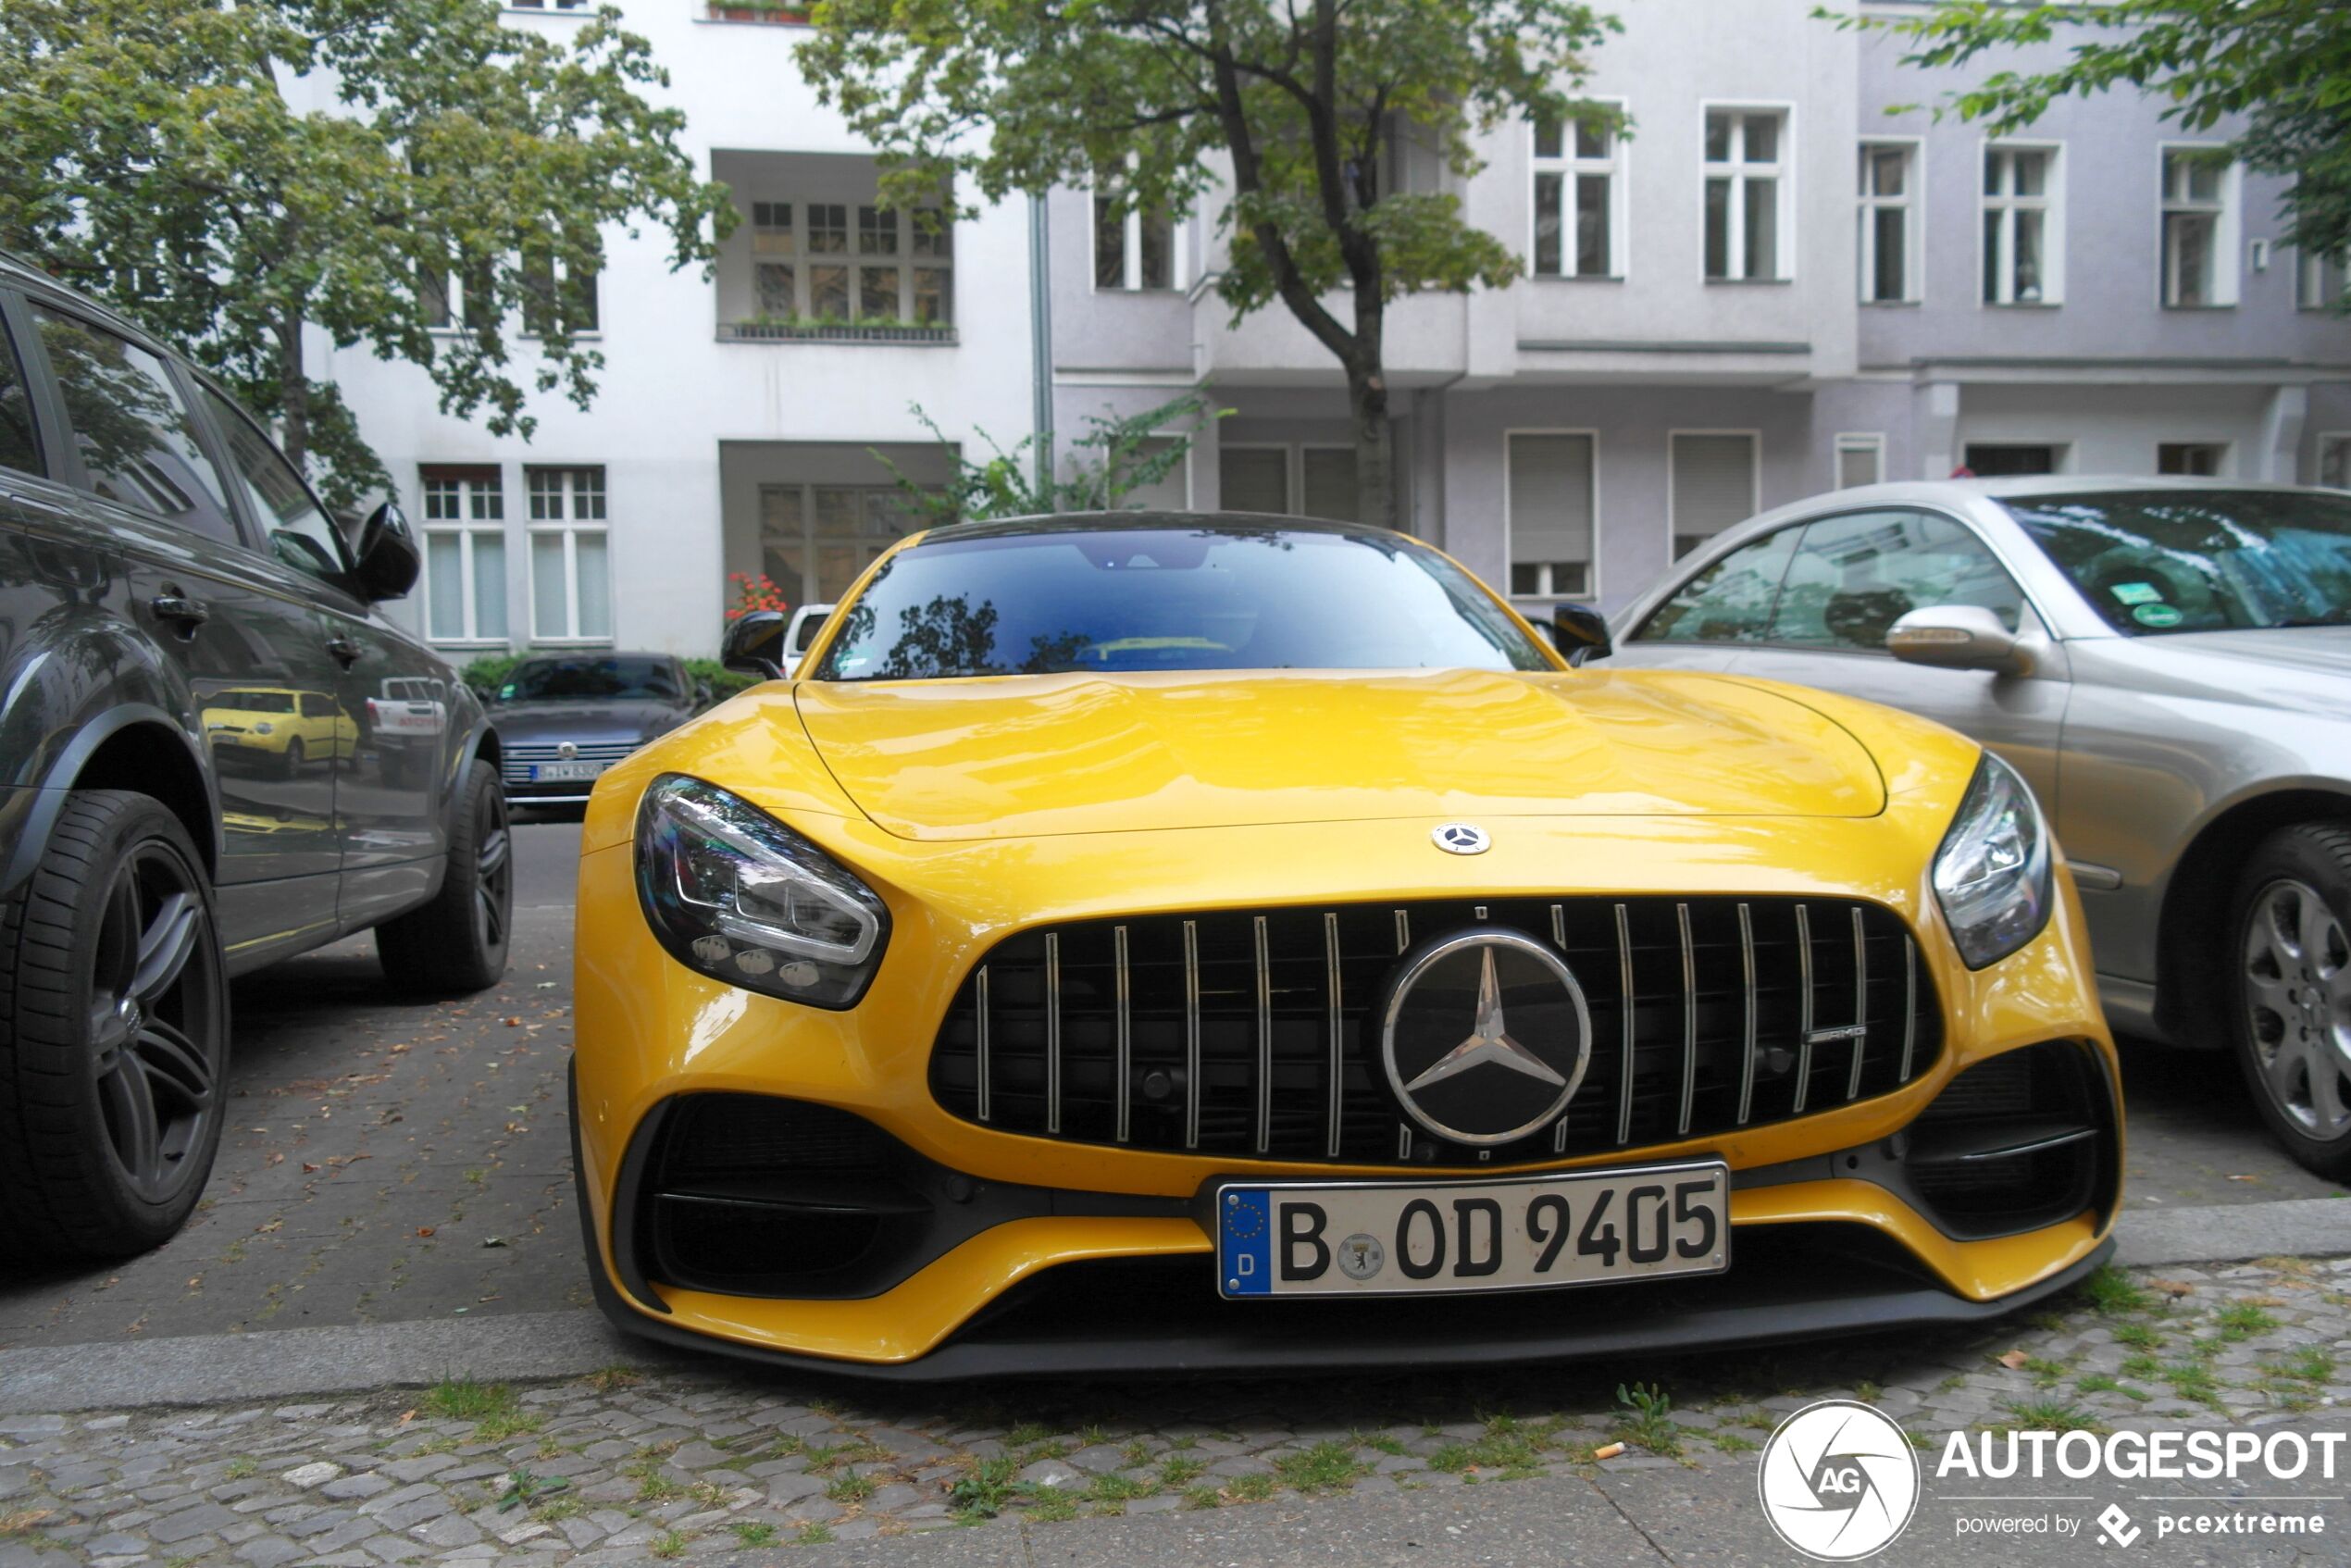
[1375, 927, 1592, 1146]
[1432, 823, 1490, 855]
[556, 740, 579, 760]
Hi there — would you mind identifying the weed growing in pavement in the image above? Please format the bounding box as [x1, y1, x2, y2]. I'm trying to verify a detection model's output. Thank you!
[732, 1522, 778, 1548]
[1711, 1433, 1760, 1454]
[2264, 1348, 2337, 1386]
[530, 1495, 583, 1524]
[1121, 1439, 1153, 1466]
[2112, 1323, 2164, 1350]
[1223, 1474, 1275, 1503]
[495, 1468, 571, 1512]
[580, 1364, 642, 1393]
[1022, 1485, 1081, 1522]
[2215, 1302, 2280, 1341]
[423, 1377, 541, 1443]
[826, 1470, 877, 1504]
[2080, 1265, 2156, 1316]
[2075, 1375, 2150, 1401]
[1183, 1484, 1223, 1510]
[222, 1456, 257, 1480]
[648, 1529, 688, 1559]
[1997, 1400, 2105, 1434]
[797, 1524, 835, 1544]
[1160, 1457, 1208, 1488]
[947, 1457, 1021, 1520]
[1357, 1430, 1408, 1456]
[2165, 1361, 2225, 1406]
[1005, 1422, 1052, 1447]
[623, 1451, 684, 1504]
[1274, 1441, 1366, 1494]
[1613, 1383, 1683, 1458]
[1088, 1472, 1158, 1503]
[1853, 1381, 1883, 1404]
[2020, 1356, 2068, 1389]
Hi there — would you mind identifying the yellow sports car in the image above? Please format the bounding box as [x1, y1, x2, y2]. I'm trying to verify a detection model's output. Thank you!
[570, 514, 2120, 1376]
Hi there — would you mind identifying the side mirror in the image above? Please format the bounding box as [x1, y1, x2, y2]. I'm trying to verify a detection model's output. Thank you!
[1549, 604, 1612, 666]
[723, 610, 789, 681]
[352, 502, 420, 603]
[1887, 604, 2033, 677]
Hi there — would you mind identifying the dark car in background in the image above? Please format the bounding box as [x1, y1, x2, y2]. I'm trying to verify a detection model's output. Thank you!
[489, 653, 703, 806]
[0, 255, 513, 1261]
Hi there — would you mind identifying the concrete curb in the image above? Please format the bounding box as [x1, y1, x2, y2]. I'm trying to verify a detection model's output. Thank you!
[6, 1196, 2349, 1415]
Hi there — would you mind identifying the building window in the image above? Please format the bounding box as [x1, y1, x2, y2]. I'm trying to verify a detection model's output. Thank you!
[1964, 443, 2060, 477]
[1211, 445, 1362, 520]
[1983, 145, 2060, 305]
[1857, 143, 1918, 303]
[1219, 447, 1289, 514]
[1669, 431, 1758, 559]
[2320, 434, 2351, 489]
[1835, 433, 1885, 489]
[2158, 442, 2226, 477]
[1507, 432, 1596, 598]
[527, 467, 611, 642]
[759, 484, 923, 604]
[2160, 148, 2238, 307]
[745, 198, 951, 325]
[420, 467, 508, 644]
[1703, 109, 1788, 282]
[420, 255, 492, 331]
[2299, 246, 2347, 311]
[1532, 110, 1623, 279]
[1093, 189, 1177, 291]
[520, 250, 599, 336]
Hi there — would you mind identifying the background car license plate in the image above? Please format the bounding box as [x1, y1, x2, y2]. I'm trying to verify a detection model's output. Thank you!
[1215, 1162, 1728, 1299]
[530, 761, 605, 782]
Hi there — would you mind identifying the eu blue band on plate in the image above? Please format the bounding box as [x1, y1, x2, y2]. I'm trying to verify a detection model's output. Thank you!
[1221, 1188, 1271, 1296]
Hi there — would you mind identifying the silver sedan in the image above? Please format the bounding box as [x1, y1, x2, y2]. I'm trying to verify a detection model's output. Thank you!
[1603, 477, 2351, 1176]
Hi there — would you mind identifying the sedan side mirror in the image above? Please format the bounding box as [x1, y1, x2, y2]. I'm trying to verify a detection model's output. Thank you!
[723, 610, 789, 681]
[352, 502, 420, 603]
[1549, 604, 1612, 666]
[1887, 605, 2033, 677]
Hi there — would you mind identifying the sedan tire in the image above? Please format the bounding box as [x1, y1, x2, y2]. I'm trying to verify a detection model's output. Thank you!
[2232, 823, 2351, 1181]
[0, 790, 229, 1260]
[377, 758, 513, 994]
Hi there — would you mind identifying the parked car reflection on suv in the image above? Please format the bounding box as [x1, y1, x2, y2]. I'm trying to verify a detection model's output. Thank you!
[0, 255, 513, 1262]
[491, 652, 705, 807]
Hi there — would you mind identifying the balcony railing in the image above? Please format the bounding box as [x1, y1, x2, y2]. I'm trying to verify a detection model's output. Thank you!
[717, 320, 957, 346]
[704, 2, 810, 21]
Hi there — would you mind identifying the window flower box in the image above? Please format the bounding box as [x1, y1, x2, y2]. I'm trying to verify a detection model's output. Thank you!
[706, 2, 811, 22]
[718, 319, 957, 345]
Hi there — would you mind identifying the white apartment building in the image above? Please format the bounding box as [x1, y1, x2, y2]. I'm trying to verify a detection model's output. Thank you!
[320, 0, 2351, 661]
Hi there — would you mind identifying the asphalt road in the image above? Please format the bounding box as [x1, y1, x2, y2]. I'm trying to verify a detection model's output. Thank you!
[0, 816, 2339, 1350]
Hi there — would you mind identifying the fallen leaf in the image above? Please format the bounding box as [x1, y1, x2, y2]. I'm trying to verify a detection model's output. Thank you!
[1997, 1349, 2030, 1370]
[504, 1016, 523, 1027]
[417, 1226, 436, 1238]
[255, 1219, 281, 1234]
[302, 1163, 320, 1174]
[265, 1151, 285, 1166]
[398, 1409, 417, 1426]
[2150, 1277, 2196, 1298]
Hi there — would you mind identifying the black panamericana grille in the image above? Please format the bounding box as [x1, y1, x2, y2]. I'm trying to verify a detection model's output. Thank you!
[929, 897, 1942, 1166]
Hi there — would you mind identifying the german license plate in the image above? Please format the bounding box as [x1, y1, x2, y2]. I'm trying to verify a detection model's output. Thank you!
[1215, 1162, 1729, 1299]
[530, 761, 605, 782]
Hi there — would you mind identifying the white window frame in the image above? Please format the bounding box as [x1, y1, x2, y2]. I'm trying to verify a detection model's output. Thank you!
[1503, 428, 1601, 602]
[740, 196, 953, 325]
[1834, 432, 1885, 489]
[2157, 143, 2241, 308]
[2314, 432, 2351, 490]
[1981, 140, 2065, 306]
[418, 468, 509, 647]
[518, 252, 599, 340]
[1857, 139, 1922, 304]
[1700, 104, 1796, 283]
[2298, 245, 2348, 311]
[1529, 99, 1628, 280]
[1090, 171, 1186, 293]
[1665, 429, 1762, 560]
[525, 467, 612, 645]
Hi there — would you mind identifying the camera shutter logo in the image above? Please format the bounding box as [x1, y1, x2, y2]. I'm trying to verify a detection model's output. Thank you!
[1756, 1400, 1920, 1561]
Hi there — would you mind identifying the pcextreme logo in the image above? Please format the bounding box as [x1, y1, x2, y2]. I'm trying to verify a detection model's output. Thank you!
[1756, 1400, 1922, 1561]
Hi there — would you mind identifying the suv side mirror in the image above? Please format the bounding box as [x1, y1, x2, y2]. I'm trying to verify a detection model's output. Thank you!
[723, 610, 789, 680]
[1549, 604, 1612, 666]
[352, 502, 420, 603]
[1887, 604, 2033, 677]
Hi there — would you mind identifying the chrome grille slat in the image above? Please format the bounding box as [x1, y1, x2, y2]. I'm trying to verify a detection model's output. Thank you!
[1846, 907, 1870, 1101]
[930, 896, 1943, 1166]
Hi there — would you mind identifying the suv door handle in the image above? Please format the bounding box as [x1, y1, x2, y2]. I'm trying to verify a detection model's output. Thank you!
[148, 594, 211, 631]
[324, 636, 362, 666]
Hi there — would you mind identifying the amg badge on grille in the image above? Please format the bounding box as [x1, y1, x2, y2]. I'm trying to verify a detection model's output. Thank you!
[1375, 927, 1591, 1146]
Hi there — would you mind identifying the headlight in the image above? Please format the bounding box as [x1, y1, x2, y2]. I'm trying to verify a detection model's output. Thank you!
[1932, 752, 2052, 969]
[253, 721, 274, 735]
[635, 774, 890, 1009]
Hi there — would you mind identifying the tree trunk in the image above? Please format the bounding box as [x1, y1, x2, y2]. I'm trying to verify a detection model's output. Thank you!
[275, 312, 309, 470]
[1347, 359, 1394, 530]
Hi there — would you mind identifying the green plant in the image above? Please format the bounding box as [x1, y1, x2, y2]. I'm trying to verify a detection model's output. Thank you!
[223, 1456, 258, 1480]
[459, 653, 523, 695]
[424, 1375, 538, 1439]
[797, 1524, 835, 1545]
[1275, 1441, 1366, 1494]
[732, 1522, 778, 1547]
[2078, 1264, 2157, 1316]
[873, 393, 1226, 526]
[2113, 1323, 2164, 1350]
[1997, 1400, 2105, 1433]
[1160, 1456, 1208, 1488]
[947, 1456, 1023, 1520]
[648, 1529, 688, 1559]
[827, 1470, 877, 1504]
[1087, 1471, 1158, 1503]
[1021, 1485, 1081, 1521]
[2215, 1302, 2280, 1341]
[1614, 1382, 1683, 1458]
[2075, 1374, 2150, 1401]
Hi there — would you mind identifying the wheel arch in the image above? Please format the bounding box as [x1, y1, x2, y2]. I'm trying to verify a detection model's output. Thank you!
[1, 707, 219, 901]
[2156, 786, 2351, 1042]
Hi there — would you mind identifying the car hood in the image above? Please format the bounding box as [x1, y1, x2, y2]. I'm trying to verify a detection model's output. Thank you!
[491, 699, 683, 741]
[790, 667, 1885, 842]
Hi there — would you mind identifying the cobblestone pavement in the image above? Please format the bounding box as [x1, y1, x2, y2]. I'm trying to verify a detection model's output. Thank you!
[6, 1257, 2351, 1567]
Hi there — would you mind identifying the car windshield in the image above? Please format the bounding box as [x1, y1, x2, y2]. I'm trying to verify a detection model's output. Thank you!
[812, 521, 1552, 680]
[500, 656, 678, 702]
[217, 691, 295, 713]
[2003, 490, 2351, 635]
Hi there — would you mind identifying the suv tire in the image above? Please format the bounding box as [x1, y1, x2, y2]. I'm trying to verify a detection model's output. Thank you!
[0, 790, 229, 1260]
[377, 758, 512, 994]
[2231, 822, 2351, 1181]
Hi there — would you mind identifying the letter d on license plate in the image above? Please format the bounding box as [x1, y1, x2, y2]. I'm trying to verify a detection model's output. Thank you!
[1215, 1161, 1729, 1299]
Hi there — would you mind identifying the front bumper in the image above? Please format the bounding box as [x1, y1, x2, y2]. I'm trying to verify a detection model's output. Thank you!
[570, 810, 2123, 1375]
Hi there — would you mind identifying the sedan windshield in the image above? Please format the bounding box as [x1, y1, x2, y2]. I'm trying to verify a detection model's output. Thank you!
[501, 656, 679, 702]
[2003, 490, 2351, 635]
[813, 521, 1552, 680]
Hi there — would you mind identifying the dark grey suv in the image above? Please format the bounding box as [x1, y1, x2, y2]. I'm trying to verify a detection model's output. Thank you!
[0, 257, 512, 1261]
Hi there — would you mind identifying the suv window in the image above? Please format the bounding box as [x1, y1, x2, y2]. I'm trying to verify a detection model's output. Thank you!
[199, 387, 348, 585]
[0, 316, 41, 477]
[28, 305, 241, 544]
[299, 692, 337, 718]
[1632, 527, 1800, 644]
[1769, 510, 2023, 652]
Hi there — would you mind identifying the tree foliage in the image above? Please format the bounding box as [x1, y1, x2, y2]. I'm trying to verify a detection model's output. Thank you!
[0, 0, 735, 508]
[799, 0, 1618, 527]
[1834, 1, 2351, 280]
[877, 392, 1227, 525]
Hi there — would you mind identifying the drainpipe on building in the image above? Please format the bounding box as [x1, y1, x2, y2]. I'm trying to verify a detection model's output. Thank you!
[1028, 193, 1055, 510]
